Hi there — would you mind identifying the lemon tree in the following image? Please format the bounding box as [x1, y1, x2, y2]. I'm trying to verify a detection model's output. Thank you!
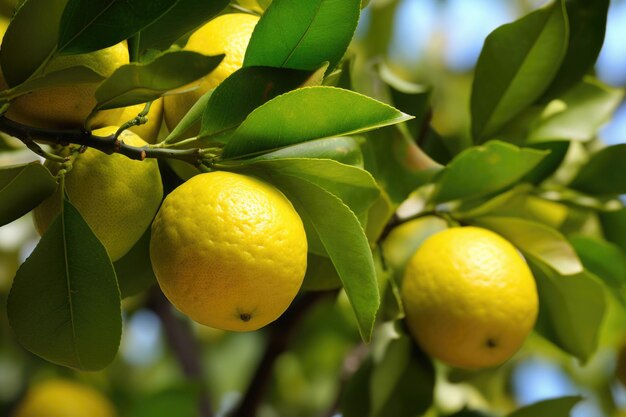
[0, 0, 623, 417]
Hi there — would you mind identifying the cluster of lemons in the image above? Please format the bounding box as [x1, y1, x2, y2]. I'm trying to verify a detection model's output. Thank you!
[4, 7, 541, 416]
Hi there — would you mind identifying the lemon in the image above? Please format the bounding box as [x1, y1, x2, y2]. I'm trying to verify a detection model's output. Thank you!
[12, 378, 117, 417]
[33, 126, 163, 261]
[150, 171, 307, 331]
[3, 43, 129, 129]
[92, 98, 164, 144]
[402, 226, 538, 369]
[163, 13, 259, 132]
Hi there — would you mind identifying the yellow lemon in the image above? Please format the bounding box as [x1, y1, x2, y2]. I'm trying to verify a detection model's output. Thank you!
[12, 379, 116, 417]
[92, 98, 164, 144]
[150, 171, 307, 331]
[33, 126, 163, 261]
[402, 226, 538, 369]
[3, 43, 129, 129]
[163, 13, 259, 132]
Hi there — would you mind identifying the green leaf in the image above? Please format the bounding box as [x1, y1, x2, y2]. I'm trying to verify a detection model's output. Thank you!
[445, 410, 493, 417]
[93, 50, 223, 110]
[471, 0, 569, 142]
[57, 0, 175, 55]
[244, 0, 360, 72]
[474, 216, 582, 276]
[251, 136, 364, 167]
[222, 87, 412, 159]
[7, 198, 121, 370]
[529, 78, 624, 142]
[161, 90, 212, 144]
[600, 208, 626, 255]
[0, 163, 57, 227]
[529, 259, 604, 361]
[0, 65, 104, 102]
[129, 384, 200, 417]
[569, 235, 626, 307]
[521, 140, 570, 184]
[432, 141, 548, 204]
[341, 358, 375, 417]
[301, 252, 342, 291]
[199, 66, 325, 142]
[569, 144, 626, 196]
[369, 336, 434, 417]
[541, 0, 610, 100]
[225, 158, 380, 219]
[0, 0, 67, 86]
[507, 396, 581, 417]
[114, 228, 156, 299]
[135, 0, 229, 56]
[274, 175, 379, 341]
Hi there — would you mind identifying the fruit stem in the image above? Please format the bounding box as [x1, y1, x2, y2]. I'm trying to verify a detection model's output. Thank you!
[114, 101, 153, 138]
[0, 116, 206, 167]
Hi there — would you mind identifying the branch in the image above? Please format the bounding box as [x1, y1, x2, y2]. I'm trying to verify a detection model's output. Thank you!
[229, 290, 337, 417]
[147, 288, 214, 417]
[0, 116, 206, 166]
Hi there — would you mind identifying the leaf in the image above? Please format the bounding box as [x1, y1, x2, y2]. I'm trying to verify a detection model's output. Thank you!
[244, 0, 360, 72]
[529, 78, 624, 142]
[135, 0, 229, 56]
[301, 252, 341, 291]
[599, 208, 626, 255]
[251, 136, 364, 167]
[199, 66, 326, 142]
[474, 216, 582, 276]
[471, 0, 569, 142]
[222, 87, 412, 159]
[369, 336, 434, 417]
[341, 358, 375, 417]
[7, 198, 121, 370]
[94, 50, 223, 110]
[541, 0, 610, 100]
[529, 260, 604, 361]
[521, 140, 570, 184]
[129, 384, 201, 417]
[225, 158, 380, 219]
[273, 175, 379, 341]
[0, 163, 57, 227]
[0, 0, 67, 86]
[569, 235, 626, 307]
[57, 0, 176, 55]
[114, 228, 156, 299]
[507, 396, 581, 417]
[569, 144, 626, 196]
[432, 141, 548, 204]
[161, 90, 212, 144]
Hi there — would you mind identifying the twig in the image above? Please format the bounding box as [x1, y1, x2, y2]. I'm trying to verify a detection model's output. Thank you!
[0, 116, 206, 166]
[147, 289, 214, 417]
[229, 290, 337, 417]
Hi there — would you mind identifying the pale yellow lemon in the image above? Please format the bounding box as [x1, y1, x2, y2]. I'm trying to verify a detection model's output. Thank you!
[150, 171, 307, 331]
[402, 226, 538, 369]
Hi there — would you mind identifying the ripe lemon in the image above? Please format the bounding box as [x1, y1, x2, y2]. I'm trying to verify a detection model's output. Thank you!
[2, 43, 129, 129]
[92, 98, 164, 144]
[402, 226, 538, 369]
[150, 171, 307, 331]
[163, 13, 259, 131]
[12, 378, 117, 417]
[33, 126, 163, 261]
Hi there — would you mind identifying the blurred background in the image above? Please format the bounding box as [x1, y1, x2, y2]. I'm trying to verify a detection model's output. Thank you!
[1, 0, 626, 416]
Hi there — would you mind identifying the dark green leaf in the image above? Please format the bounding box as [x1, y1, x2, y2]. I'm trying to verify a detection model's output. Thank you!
[474, 216, 582, 276]
[129, 384, 200, 417]
[541, 0, 610, 100]
[521, 140, 570, 184]
[274, 175, 379, 341]
[161, 90, 212, 144]
[0, 0, 67, 86]
[199, 66, 325, 142]
[0, 163, 57, 227]
[301, 252, 341, 291]
[94, 50, 223, 110]
[57, 0, 175, 55]
[432, 141, 548, 204]
[418, 128, 454, 166]
[114, 228, 156, 299]
[136, 0, 229, 56]
[445, 409, 493, 417]
[7, 198, 121, 370]
[221, 87, 412, 159]
[244, 0, 360, 72]
[569, 235, 626, 307]
[569, 144, 626, 195]
[341, 358, 374, 417]
[600, 208, 626, 254]
[507, 396, 581, 417]
[471, 0, 569, 142]
[529, 259, 604, 361]
[369, 336, 434, 417]
[529, 78, 624, 142]
[251, 136, 364, 167]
